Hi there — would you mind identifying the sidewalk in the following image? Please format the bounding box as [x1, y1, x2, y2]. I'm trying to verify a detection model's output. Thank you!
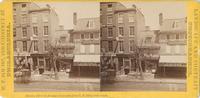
[115, 72, 186, 84]
[30, 71, 100, 83]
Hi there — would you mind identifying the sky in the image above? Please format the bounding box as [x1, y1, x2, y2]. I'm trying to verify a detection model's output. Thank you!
[36, 2, 186, 30]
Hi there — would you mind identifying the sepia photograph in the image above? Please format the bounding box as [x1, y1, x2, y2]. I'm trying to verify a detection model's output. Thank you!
[100, 2, 187, 91]
[13, 2, 100, 92]
[12, 1, 187, 92]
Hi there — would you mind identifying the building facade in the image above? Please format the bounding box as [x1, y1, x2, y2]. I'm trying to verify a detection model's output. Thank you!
[69, 13, 100, 77]
[139, 26, 160, 72]
[100, 2, 145, 75]
[155, 13, 187, 77]
[13, 2, 59, 73]
[54, 26, 74, 72]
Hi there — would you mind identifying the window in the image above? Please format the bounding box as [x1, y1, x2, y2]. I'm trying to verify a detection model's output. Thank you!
[172, 22, 175, 28]
[13, 15, 16, 23]
[21, 15, 27, 24]
[100, 28, 102, 37]
[81, 34, 85, 39]
[42, 14, 48, 22]
[14, 41, 17, 51]
[44, 40, 49, 51]
[108, 41, 113, 52]
[166, 45, 170, 54]
[22, 4, 26, 8]
[33, 40, 38, 52]
[13, 28, 16, 37]
[90, 33, 94, 39]
[22, 41, 27, 51]
[108, 4, 112, 8]
[22, 27, 27, 37]
[176, 34, 179, 39]
[80, 45, 85, 53]
[33, 26, 38, 36]
[87, 20, 94, 28]
[118, 27, 124, 36]
[107, 16, 112, 24]
[185, 33, 187, 39]
[175, 45, 180, 54]
[90, 44, 95, 53]
[128, 13, 134, 22]
[60, 36, 66, 43]
[44, 26, 48, 36]
[119, 41, 124, 52]
[166, 34, 170, 40]
[172, 21, 179, 28]
[129, 40, 135, 51]
[108, 27, 113, 37]
[118, 13, 123, 23]
[107, 4, 112, 11]
[129, 26, 135, 36]
[145, 37, 152, 44]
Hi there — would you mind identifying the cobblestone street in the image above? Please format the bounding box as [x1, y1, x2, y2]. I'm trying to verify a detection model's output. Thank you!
[15, 82, 100, 92]
[101, 81, 186, 91]
[101, 72, 186, 91]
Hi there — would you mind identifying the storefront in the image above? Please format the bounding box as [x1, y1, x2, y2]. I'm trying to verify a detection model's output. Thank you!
[70, 54, 100, 78]
[30, 53, 50, 74]
[155, 55, 186, 78]
[116, 53, 136, 75]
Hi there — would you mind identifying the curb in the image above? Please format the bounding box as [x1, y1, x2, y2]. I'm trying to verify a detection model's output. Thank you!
[114, 79, 186, 84]
[28, 79, 100, 83]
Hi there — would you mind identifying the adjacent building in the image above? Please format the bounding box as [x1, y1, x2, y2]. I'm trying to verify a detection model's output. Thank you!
[138, 26, 160, 72]
[69, 13, 100, 77]
[54, 26, 74, 72]
[100, 2, 145, 74]
[155, 13, 187, 77]
[13, 2, 59, 73]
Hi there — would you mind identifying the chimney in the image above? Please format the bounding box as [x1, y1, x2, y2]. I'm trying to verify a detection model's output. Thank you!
[46, 4, 51, 8]
[132, 4, 136, 9]
[159, 13, 163, 26]
[73, 12, 77, 25]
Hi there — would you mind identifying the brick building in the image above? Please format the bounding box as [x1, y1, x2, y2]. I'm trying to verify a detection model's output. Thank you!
[69, 13, 100, 77]
[100, 2, 145, 74]
[155, 13, 187, 77]
[13, 2, 59, 73]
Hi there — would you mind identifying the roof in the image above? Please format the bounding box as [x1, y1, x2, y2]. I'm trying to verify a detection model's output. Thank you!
[74, 54, 100, 63]
[160, 18, 187, 32]
[73, 17, 100, 32]
[29, 8, 50, 13]
[159, 55, 186, 63]
[56, 43, 75, 49]
[114, 8, 136, 13]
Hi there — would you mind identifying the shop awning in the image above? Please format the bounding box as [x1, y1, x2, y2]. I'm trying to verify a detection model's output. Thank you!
[159, 55, 186, 64]
[74, 54, 100, 63]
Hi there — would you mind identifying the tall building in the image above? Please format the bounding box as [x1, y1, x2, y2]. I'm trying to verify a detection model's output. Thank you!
[13, 3, 59, 72]
[69, 13, 100, 77]
[155, 13, 187, 77]
[100, 2, 145, 74]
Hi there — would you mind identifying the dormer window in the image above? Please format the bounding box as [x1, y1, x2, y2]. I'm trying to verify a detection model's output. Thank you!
[108, 4, 112, 8]
[86, 20, 94, 28]
[107, 4, 112, 11]
[172, 21, 179, 28]
[22, 4, 26, 8]
[81, 34, 85, 39]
